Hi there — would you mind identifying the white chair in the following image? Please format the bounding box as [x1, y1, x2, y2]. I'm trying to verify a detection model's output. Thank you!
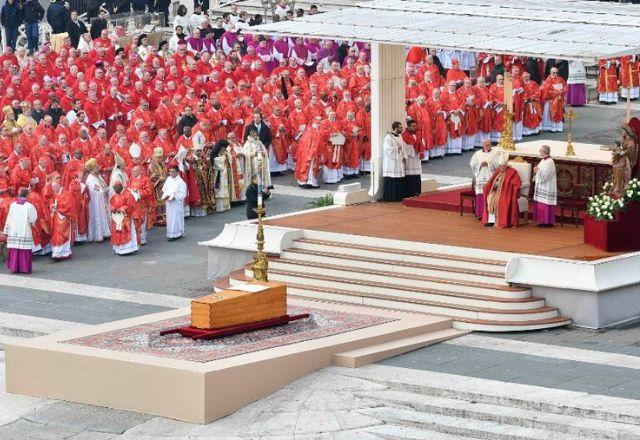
[508, 158, 532, 225]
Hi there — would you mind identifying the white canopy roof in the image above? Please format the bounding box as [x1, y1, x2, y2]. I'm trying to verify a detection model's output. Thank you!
[250, 0, 640, 61]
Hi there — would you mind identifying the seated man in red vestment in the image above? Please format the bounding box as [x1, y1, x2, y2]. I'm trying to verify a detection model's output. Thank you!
[481, 156, 522, 228]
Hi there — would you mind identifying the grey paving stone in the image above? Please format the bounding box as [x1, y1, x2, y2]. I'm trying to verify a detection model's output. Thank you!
[0, 419, 82, 440]
[22, 402, 154, 435]
[381, 343, 640, 399]
[0, 288, 169, 325]
[68, 431, 118, 440]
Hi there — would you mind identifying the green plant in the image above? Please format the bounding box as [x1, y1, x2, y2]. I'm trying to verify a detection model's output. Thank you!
[306, 194, 334, 208]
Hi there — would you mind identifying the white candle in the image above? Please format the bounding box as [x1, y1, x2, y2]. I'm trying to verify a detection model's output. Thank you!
[257, 154, 263, 209]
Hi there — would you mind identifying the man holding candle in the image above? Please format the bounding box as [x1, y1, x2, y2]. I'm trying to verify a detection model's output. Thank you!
[246, 174, 272, 220]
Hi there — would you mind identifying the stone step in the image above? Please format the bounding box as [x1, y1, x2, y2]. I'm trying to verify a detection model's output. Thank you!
[360, 407, 586, 440]
[343, 365, 640, 426]
[268, 257, 528, 300]
[293, 238, 507, 273]
[332, 328, 466, 368]
[357, 390, 640, 440]
[220, 272, 572, 332]
[282, 248, 506, 285]
[247, 267, 550, 315]
[364, 424, 486, 440]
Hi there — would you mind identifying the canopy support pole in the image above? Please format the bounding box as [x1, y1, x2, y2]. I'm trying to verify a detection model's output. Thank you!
[369, 43, 406, 199]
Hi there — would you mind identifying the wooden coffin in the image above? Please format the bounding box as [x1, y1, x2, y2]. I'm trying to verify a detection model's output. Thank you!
[191, 282, 287, 330]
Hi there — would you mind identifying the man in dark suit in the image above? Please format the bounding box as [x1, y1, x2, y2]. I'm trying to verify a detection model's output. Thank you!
[245, 174, 271, 220]
[46, 0, 70, 34]
[243, 112, 272, 148]
[65, 10, 87, 48]
[89, 9, 107, 40]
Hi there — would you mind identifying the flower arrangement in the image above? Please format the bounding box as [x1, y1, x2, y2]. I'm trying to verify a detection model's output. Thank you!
[587, 178, 640, 221]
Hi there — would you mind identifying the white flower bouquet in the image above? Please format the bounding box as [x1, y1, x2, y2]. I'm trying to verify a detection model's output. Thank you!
[587, 178, 640, 221]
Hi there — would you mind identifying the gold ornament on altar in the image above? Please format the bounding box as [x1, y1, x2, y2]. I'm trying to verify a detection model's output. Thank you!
[252, 154, 269, 282]
[565, 109, 576, 157]
[252, 206, 269, 282]
[497, 108, 516, 152]
[498, 73, 516, 152]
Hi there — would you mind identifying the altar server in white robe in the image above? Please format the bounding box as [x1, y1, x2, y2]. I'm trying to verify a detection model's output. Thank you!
[533, 144, 557, 227]
[469, 139, 498, 219]
[84, 158, 111, 242]
[162, 165, 188, 240]
[382, 121, 408, 202]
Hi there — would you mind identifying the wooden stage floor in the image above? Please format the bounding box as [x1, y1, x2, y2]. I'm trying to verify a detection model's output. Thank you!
[267, 203, 617, 261]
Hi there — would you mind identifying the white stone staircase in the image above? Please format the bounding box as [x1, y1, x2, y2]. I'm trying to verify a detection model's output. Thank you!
[339, 365, 640, 440]
[215, 234, 571, 332]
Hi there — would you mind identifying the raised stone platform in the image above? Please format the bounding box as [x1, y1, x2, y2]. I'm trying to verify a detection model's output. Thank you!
[5, 299, 460, 423]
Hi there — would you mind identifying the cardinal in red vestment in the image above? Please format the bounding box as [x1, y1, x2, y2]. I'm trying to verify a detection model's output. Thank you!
[482, 160, 522, 228]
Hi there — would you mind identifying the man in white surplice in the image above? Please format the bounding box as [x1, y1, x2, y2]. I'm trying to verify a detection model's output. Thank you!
[382, 121, 408, 202]
[84, 158, 111, 242]
[533, 144, 558, 227]
[469, 139, 498, 219]
[162, 165, 188, 240]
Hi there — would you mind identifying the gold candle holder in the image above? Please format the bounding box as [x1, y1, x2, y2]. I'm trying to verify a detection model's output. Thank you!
[498, 108, 516, 152]
[252, 206, 269, 282]
[565, 108, 576, 157]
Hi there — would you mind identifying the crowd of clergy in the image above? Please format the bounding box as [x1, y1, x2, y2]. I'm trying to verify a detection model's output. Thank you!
[0, 5, 583, 273]
[597, 56, 640, 104]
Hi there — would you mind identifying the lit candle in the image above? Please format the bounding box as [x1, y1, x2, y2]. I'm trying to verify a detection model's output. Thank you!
[504, 73, 513, 113]
[257, 154, 263, 209]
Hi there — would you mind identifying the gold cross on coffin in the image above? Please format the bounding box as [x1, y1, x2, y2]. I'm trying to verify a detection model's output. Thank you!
[565, 108, 576, 156]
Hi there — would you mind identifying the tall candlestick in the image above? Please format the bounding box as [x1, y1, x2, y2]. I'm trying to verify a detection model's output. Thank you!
[504, 72, 513, 113]
[256, 153, 263, 208]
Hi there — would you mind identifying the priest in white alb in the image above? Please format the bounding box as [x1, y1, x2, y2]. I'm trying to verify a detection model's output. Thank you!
[162, 165, 188, 241]
[533, 145, 557, 227]
[469, 139, 498, 219]
[4, 188, 38, 274]
[382, 121, 408, 202]
[85, 158, 111, 242]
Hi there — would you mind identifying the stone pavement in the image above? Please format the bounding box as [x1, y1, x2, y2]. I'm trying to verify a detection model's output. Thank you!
[1, 104, 639, 438]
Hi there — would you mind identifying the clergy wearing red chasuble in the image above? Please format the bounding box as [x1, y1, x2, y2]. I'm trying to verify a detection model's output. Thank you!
[101, 87, 123, 138]
[321, 112, 344, 183]
[597, 58, 619, 103]
[458, 78, 480, 151]
[489, 75, 505, 141]
[482, 158, 522, 228]
[109, 181, 139, 256]
[445, 59, 467, 86]
[522, 72, 542, 136]
[267, 108, 289, 170]
[540, 68, 567, 132]
[295, 121, 326, 188]
[28, 187, 51, 251]
[356, 104, 371, 170]
[407, 96, 432, 157]
[50, 180, 77, 260]
[619, 55, 640, 99]
[342, 111, 361, 178]
[427, 88, 447, 158]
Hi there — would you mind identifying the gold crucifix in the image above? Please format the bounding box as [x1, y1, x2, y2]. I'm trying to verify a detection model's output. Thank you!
[565, 108, 576, 156]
